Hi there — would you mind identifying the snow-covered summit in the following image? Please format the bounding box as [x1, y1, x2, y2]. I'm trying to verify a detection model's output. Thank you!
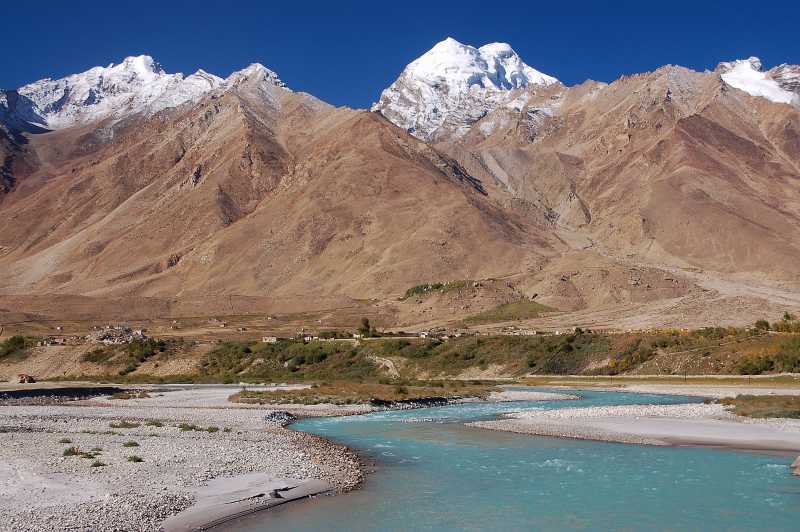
[405, 37, 556, 91]
[372, 37, 558, 140]
[1, 55, 288, 131]
[717, 57, 799, 106]
[4, 54, 222, 130]
[225, 63, 285, 88]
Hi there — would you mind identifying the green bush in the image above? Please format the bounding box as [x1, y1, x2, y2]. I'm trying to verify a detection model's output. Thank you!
[608, 340, 656, 374]
[736, 355, 774, 375]
[402, 283, 445, 299]
[735, 339, 800, 374]
[0, 336, 29, 361]
[81, 348, 115, 364]
[754, 320, 771, 331]
[772, 320, 800, 333]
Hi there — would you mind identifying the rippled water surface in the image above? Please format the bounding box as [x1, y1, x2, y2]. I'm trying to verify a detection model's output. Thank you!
[230, 389, 799, 531]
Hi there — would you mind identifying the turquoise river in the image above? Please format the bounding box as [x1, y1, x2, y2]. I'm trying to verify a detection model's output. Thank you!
[230, 389, 799, 531]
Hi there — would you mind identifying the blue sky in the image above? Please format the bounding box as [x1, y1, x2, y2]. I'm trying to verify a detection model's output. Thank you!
[3, 0, 799, 108]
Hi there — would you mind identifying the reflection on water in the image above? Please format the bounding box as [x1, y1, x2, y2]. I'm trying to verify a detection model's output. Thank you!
[228, 389, 799, 531]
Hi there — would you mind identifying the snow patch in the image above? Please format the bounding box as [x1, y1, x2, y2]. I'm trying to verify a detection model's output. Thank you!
[719, 57, 798, 105]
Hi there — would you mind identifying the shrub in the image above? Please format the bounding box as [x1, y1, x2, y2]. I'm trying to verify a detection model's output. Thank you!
[81, 348, 115, 364]
[118, 362, 138, 376]
[402, 283, 445, 300]
[735, 339, 800, 374]
[90, 460, 106, 468]
[736, 355, 774, 375]
[111, 391, 151, 400]
[772, 320, 800, 333]
[122, 441, 139, 447]
[63, 446, 81, 457]
[127, 455, 144, 463]
[109, 421, 140, 429]
[144, 420, 163, 427]
[58, 438, 72, 444]
[0, 336, 29, 361]
[754, 320, 771, 331]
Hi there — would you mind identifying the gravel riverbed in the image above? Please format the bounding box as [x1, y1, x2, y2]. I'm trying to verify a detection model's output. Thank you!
[0, 390, 364, 531]
[468, 403, 800, 452]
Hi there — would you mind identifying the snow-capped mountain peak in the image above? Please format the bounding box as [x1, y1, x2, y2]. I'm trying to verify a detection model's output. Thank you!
[1, 56, 289, 132]
[6, 54, 219, 130]
[373, 37, 558, 140]
[717, 57, 799, 105]
[225, 63, 286, 88]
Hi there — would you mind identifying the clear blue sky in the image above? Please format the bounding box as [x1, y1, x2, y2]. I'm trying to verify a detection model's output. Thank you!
[4, 0, 799, 108]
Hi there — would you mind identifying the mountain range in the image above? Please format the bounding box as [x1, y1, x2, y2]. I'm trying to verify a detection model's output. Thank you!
[1, 38, 799, 329]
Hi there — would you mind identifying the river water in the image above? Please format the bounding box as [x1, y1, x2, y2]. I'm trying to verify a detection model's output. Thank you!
[230, 389, 799, 531]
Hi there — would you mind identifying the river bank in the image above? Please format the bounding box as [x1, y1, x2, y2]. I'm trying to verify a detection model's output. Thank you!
[469, 401, 800, 453]
[0, 385, 364, 531]
[0, 383, 584, 530]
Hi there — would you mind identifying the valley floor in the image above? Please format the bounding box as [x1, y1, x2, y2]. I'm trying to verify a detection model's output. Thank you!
[2, 380, 799, 531]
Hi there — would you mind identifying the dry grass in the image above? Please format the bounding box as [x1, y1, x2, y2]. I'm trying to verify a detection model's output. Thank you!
[717, 395, 800, 419]
[110, 390, 151, 400]
[463, 300, 553, 324]
[230, 381, 494, 405]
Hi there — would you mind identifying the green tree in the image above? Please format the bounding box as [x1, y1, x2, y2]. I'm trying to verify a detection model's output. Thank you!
[358, 318, 371, 337]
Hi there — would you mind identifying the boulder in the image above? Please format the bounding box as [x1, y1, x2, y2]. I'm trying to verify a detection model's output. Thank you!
[791, 456, 800, 476]
[263, 411, 296, 427]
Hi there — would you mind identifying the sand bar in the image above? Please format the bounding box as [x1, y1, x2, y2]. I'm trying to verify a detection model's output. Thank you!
[469, 403, 800, 453]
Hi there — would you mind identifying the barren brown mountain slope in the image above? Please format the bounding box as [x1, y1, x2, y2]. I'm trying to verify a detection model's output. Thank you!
[1, 56, 799, 331]
[0, 73, 555, 310]
[444, 66, 800, 285]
